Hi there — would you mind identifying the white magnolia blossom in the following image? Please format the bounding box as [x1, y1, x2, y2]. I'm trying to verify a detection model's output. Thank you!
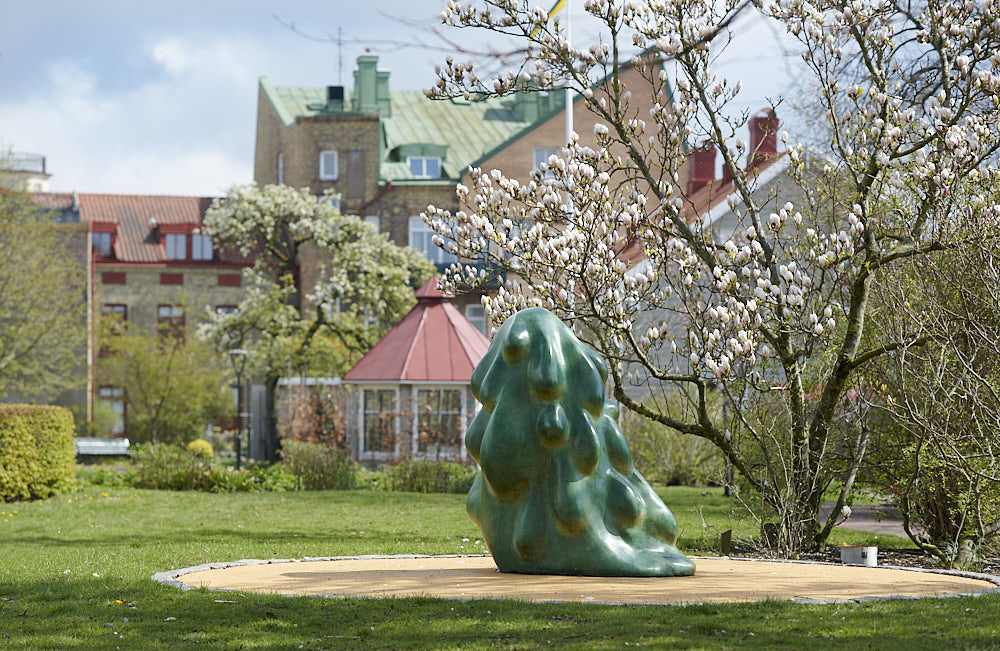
[425, 0, 1000, 552]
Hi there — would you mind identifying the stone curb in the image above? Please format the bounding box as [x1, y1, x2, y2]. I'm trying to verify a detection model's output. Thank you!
[151, 554, 1000, 607]
[151, 554, 485, 591]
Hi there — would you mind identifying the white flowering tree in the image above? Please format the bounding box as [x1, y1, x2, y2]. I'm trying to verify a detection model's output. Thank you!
[423, 0, 1000, 552]
[199, 183, 434, 458]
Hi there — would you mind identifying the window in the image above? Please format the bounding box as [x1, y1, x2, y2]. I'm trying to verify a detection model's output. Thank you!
[102, 304, 127, 321]
[215, 305, 238, 316]
[409, 216, 457, 266]
[191, 233, 213, 261]
[364, 215, 380, 232]
[165, 233, 186, 260]
[415, 388, 463, 457]
[407, 156, 441, 179]
[320, 195, 341, 212]
[346, 149, 365, 198]
[465, 304, 487, 334]
[534, 147, 559, 178]
[92, 232, 112, 257]
[363, 389, 397, 453]
[363, 307, 378, 332]
[319, 150, 339, 180]
[277, 152, 284, 184]
[157, 304, 185, 339]
[100, 304, 127, 354]
[98, 386, 125, 435]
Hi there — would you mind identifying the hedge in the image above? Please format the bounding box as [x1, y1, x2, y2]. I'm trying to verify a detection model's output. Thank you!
[386, 458, 477, 494]
[0, 405, 77, 501]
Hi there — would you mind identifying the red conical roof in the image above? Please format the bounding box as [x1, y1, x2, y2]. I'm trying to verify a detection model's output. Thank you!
[342, 277, 490, 383]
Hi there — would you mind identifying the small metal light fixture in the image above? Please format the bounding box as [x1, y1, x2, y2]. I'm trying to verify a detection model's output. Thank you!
[228, 349, 249, 470]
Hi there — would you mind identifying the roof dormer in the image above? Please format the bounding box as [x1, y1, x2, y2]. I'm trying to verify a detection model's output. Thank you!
[389, 143, 448, 179]
[158, 223, 213, 262]
[90, 221, 117, 260]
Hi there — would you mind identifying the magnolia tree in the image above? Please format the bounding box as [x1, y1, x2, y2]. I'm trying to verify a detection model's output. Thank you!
[198, 183, 434, 458]
[423, 0, 1000, 552]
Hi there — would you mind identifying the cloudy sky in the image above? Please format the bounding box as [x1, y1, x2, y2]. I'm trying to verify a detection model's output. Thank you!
[0, 1, 802, 197]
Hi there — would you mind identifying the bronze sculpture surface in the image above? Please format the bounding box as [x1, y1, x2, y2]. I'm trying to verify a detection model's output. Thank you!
[466, 307, 696, 576]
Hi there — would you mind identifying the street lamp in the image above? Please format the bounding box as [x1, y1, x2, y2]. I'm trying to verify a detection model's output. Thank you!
[228, 348, 248, 470]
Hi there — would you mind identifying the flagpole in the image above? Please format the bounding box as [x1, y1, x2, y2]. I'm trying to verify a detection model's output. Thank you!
[565, 0, 573, 146]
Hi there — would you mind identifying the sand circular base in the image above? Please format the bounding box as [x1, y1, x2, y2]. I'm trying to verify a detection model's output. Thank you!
[154, 555, 1000, 605]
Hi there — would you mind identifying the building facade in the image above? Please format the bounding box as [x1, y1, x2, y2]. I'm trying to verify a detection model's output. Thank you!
[32, 192, 251, 434]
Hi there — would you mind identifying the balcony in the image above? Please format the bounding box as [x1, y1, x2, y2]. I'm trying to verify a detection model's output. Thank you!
[4, 152, 47, 174]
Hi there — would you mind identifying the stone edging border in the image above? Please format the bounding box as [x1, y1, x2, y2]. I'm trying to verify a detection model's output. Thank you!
[714, 555, 1000, 605]
[151, 554, 1000, 607]
[151, 554, 481, 592]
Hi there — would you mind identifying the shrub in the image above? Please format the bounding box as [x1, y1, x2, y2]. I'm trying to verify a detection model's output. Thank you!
[206, 466, 263, 493]
[186, 439, 213, 458]
[353, 466, 388, 491]
[76, 465, 139, 489]
[621, 410, 724, 487]
[865, 408, 1000, 567]
[249, 462, 298, 492]
[134, 443, 212, 491]
[133, 444, 295, 493]
[0, 405, 77, 501]
[280, 439, 356, 490]
[387, 459, 477, 494]
[447, 464, 478, 494]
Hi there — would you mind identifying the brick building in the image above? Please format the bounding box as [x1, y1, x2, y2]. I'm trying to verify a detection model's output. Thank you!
[32, 192, 251, 433]
[254, 55, 672, 333]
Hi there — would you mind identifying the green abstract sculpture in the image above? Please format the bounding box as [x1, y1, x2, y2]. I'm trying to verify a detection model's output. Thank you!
[466, 307, 696, 577]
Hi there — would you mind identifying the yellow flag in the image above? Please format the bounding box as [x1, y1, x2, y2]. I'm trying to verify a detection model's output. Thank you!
[529, 0, 567, 38]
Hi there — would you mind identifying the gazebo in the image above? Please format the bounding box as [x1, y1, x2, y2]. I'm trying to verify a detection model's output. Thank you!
[342, 277, 490, 464]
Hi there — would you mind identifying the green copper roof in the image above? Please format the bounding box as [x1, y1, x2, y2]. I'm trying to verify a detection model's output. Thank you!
[382, 91, 535, 180]
[260, 77, 559, 183]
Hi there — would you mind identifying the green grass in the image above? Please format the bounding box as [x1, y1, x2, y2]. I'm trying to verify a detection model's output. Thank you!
[0, 486, 994, 649]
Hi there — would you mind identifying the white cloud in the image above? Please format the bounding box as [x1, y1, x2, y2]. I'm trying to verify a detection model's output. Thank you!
[151, 38, 192, 77]
[0, 35, 266, 195]
[0, 1, 802, 196]
[150, 35, 255, 86]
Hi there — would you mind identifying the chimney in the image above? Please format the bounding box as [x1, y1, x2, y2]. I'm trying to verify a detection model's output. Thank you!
[352, 55, 380, 113]
[326, 85, 344, 112]
[747, 109, 779, 174]
[688, 143, 716, 196]
[515, 93, 539, 123]
[376, 69, 391, 117]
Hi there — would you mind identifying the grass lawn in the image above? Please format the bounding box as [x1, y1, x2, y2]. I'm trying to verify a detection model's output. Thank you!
[1, 486, 996, 649]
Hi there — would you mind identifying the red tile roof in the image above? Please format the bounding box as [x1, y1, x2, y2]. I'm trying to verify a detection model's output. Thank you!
[27, 191, 80, 224]
[28, 192, 246, 265]
[29, 191, 76, 211]
[79, 194, 218, 263]
[343, 277, 491, 383]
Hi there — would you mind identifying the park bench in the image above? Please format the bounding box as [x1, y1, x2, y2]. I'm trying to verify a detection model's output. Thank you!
[74, 437, 132, 459]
